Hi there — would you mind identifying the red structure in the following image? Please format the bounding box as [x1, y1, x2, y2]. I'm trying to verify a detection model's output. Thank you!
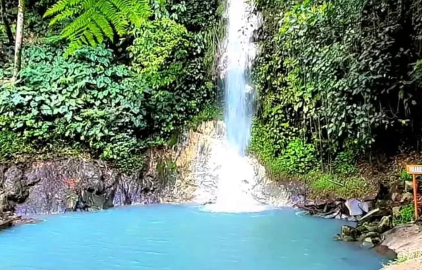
[406, 165, 421, 220]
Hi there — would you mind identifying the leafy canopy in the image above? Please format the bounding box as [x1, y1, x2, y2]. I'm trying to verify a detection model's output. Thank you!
[44, 0, 151, 55]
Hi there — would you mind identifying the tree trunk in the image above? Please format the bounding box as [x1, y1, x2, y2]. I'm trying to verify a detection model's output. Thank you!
[13, 0, 25, 80]
[0, 0, 13, 44]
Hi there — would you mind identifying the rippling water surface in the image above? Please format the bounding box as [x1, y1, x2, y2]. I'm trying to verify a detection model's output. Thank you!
[0, 205, 386, 270]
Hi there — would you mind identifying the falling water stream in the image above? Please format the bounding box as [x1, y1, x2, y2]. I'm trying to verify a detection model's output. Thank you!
[204, 0, 266, 212]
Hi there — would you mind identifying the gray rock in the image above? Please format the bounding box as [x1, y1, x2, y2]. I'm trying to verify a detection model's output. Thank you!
[341, 225, 360, 241]
[358, 208, 389, 224]
[400, 192, 413, 203]
[3, 166, 24, 195]
[377, 215, 392, 233]
[345, 199, 363, 216]
[0, 192, 13, 213]
[347, 216, 359, 222]
[392, 206, 401, 218]
[1, 158, 174, 215]
[358, 201, 370, 213]
[362, 237, 375, 249]
[324, 209, 340, 219]
[0, 219, 12, 231]
[358, 231, 380, 242]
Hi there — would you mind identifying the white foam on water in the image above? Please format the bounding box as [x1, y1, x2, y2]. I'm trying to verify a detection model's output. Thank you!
[202, 144, 268, 213]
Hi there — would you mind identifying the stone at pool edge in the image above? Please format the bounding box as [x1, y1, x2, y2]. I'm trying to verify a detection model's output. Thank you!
[339, 225, 360, 241]
[0, 219, 13, 231]
[0, 217, 43, 233]
[12, 217, 43, 226]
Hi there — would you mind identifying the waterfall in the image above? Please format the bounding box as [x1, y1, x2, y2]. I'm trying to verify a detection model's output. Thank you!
[224, 0, 255, 155]
[203, 0, 267, 212]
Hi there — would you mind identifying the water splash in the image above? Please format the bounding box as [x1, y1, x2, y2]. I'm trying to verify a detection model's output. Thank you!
[204, 0, 266, 212]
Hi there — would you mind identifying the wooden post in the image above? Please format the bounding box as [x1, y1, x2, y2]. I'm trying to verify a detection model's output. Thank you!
[414, 174, 419, 220]
[406, 165, 421, 221]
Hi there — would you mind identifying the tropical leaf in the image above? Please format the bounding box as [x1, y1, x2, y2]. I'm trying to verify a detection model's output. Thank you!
[44, 0, 151, 56]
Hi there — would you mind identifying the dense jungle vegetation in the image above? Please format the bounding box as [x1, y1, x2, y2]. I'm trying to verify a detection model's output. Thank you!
[0, 0, 223, 172]
[250, 0, 422, 198]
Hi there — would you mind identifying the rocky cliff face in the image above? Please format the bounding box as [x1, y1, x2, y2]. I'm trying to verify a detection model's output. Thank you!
[0, 159, 168, 215]
[0, 121, 294, 219]
[172, 120, 294, 207]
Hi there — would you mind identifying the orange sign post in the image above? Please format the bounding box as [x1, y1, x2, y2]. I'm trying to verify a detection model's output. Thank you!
[406, 165, 421, 220]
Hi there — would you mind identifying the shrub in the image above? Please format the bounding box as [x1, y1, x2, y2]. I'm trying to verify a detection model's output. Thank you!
[394, 204, 415, 225]
[0, 45, 146, 162]
[307, 172, 375, 199]
[399, 169, 413, 183]
[274, 138, 317, 175]
[0, 131, 35, 162]
[0, 44, 215, 169]
[250, 123, 317, 176]
[334, 149, 357, 175]
[189, 104, 223, 129]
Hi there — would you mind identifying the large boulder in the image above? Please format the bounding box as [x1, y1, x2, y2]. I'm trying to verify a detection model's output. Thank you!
[382, 225, 421, 254]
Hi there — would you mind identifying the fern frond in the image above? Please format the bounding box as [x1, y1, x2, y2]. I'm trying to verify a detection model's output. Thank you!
[97, 1, 124, 36]
[45, 0, 151, 55]
[88, 22, 104, 44]
[92, 13, 114, 41]
[49, 7, 80, 26]
[44, 0, 84, 18]
[66, 40, 82, 57]
[83, 30, 96, 47]
[61, 8, 95, 38]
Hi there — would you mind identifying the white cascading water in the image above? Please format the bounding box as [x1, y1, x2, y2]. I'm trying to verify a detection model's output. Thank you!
[203, 0, 267, 212]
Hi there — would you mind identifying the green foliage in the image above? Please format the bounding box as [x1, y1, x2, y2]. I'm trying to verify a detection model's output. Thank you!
[44, 0, 151, 55]
[0, 45, 147, 164]
[399, 169, 413, 182]
[129, 18, 188, 86]
[189, 103, 223, 129]
[333, 149, 357, 175]
[307, 172, 375, 199]
[128, 14, 219, 135]
[0, 131, 34, 162]
[165, 0, 221, 31]
[250, 122, 317, 175]
[0, 0, 222, 175]
[0, 44, 214, 169]
[393, 204, 415, 225]
[253, 0, 422, 173]
[275, 139, 317, 175]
